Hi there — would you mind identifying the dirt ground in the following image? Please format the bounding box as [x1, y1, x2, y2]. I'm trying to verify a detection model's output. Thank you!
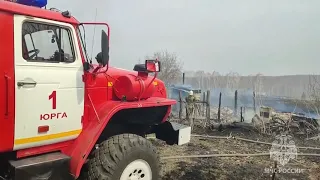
[152, 125, 320, 180]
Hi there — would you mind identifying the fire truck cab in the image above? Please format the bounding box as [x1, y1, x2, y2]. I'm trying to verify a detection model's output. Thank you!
[0, 1, 191, 179]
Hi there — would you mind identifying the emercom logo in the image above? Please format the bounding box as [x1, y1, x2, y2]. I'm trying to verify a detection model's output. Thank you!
[269, 134, 298, 166]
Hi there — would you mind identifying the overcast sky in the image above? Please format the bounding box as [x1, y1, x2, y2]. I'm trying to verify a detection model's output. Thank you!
[47, 0, 320, 76]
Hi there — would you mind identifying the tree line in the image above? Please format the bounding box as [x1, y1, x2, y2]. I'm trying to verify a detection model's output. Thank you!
[144, 50, 320, 100]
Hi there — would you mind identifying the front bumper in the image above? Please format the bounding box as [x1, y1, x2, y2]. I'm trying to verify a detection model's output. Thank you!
[152, 121, 191, 145]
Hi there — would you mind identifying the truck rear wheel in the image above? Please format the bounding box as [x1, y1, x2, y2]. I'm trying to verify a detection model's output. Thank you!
[82, 134, 160, 180]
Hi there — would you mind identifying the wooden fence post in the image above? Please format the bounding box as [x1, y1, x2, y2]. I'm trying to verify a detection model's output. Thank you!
[253, 91, 256, 113]
[218, 92, 222, 121]
[234, 90, 238, 116]
[240, 107, 245, 122]
[179, 91, 182, 121]
[206, 90, 211, 124]
[202, 91, 206, 116]
[182, 73, 185, 85]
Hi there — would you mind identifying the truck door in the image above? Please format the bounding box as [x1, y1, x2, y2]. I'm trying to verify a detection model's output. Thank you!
[13, 15, 84, 150]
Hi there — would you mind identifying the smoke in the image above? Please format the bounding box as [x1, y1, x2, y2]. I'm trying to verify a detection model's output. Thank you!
[168, 86, 320, 119]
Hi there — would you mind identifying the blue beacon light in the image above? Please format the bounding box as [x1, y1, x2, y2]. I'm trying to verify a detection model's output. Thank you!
[16, 0, 47, 8]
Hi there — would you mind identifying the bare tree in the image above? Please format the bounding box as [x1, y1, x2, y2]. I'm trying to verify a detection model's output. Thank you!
[301, 92, 306, 100]
[249, 73, 264, 108]
[225, 71, 241, 90]
[211, 71, 223, 88]
[307, 75, 320, 115]
[146, 50, 183, 85]
[305, 75, 320, 138]
[195, 70, 205, 89]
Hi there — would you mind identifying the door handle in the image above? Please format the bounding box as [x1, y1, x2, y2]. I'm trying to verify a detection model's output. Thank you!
[17, 79, 37, 87]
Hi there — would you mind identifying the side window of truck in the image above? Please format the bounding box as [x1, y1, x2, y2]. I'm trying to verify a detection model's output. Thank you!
[21, 21, 75, 63]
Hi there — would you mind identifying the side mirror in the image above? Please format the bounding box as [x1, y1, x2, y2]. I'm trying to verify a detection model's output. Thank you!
[100, 29, 109, 67]
[145, 60, 160, 72]
[83, 61, 90, 71]
[95, 52, 103, 64]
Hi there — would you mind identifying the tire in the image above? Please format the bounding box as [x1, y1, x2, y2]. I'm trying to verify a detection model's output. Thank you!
[82, 134, 160, 180]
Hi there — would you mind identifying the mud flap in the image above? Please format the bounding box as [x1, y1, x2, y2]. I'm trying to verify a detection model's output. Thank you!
[153, 121, 191, 145]
[8, 152, 73, 180]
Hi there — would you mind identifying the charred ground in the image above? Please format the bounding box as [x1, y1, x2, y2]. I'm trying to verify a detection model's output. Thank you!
[154, 125, 320, 180]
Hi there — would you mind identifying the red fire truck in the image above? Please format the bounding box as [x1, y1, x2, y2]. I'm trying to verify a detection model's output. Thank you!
[0, 0, 191, 179]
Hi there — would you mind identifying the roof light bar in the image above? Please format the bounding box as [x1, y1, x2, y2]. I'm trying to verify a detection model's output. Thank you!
[16, 0, 47, 8]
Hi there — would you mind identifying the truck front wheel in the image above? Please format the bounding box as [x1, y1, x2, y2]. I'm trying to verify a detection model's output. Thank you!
[82, 134, 160, 180]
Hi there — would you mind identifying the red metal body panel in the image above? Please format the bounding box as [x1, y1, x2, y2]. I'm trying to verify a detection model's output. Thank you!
[0, 1, 176, 178]
[16, 140, 74, 158]
[113, 74, 156, 101]
[0, 11, 15, 153]
[65, 97, 175, 177]
[64, 66, 174, 178]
